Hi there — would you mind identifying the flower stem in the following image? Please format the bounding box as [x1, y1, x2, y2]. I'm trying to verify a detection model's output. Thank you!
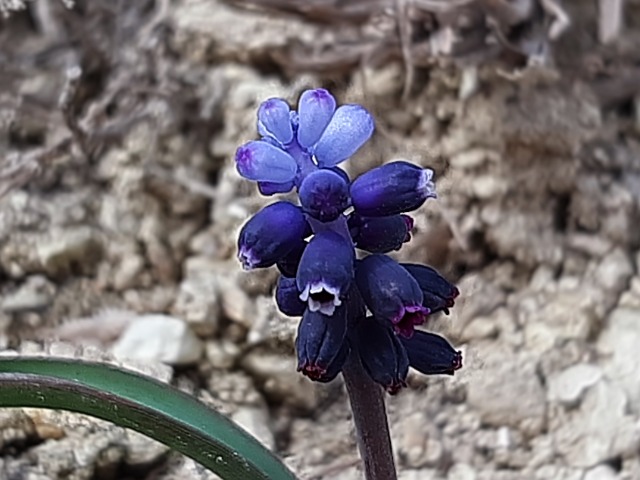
[342, 351, 398, 480]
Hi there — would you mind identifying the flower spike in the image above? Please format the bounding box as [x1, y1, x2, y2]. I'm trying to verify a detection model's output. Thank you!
[236, 88, 461, 392]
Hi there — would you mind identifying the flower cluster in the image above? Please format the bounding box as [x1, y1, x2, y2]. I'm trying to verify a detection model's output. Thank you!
[236, 89, 462, 394]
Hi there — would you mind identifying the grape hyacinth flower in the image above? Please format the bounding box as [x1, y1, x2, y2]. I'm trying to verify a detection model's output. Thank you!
[236, 88, 462, 395]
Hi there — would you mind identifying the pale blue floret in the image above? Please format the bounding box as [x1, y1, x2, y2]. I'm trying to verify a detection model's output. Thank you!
[297, 89, 336, 148]
[235, 89, 375, 189]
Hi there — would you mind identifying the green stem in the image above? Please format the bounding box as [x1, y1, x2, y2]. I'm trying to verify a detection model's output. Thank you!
[342, 352, 398, 480]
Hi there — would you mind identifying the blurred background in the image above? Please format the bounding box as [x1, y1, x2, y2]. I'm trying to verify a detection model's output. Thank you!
[1, 0, 640, 479]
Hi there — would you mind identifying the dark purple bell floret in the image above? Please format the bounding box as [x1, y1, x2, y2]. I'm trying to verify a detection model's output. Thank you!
[350, 161, 436, 217]
[237, 201, 308, 270]
[355, 255, 429, 338]
[353, 317, 410, 394]
[276, 239, 307, 278]
[275, 276, 307, 317]
[401, 263, 460, 314]
[296, 306, 348, 381]
[299, 169, 351, 222]
[350, 214, 413, 253]
[297, 230, 355, 316]
[400, 330, 463, 376]
[312, 342, 350, 383]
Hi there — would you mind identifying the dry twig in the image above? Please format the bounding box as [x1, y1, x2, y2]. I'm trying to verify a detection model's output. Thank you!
[0, 137, 72, 200]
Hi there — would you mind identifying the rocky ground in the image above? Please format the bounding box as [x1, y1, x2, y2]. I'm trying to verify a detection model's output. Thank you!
[1, 0, 640, 479]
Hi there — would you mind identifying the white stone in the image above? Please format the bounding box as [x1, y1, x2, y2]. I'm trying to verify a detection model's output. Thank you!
[173, 273, 220, 336]
[527, 435, 554, 469]
[552, 380, 638, 467]
[218, 274, 256, 329]
[472, 175, 507, 199]
[399, 470, 440, 480]
[241, 352, 318, 411]
[112, 314, 203, 366]
[521, 290, 596, 352]
[534, 466, 584, 480]
[523, 322, 556, 354]
[448, 463, 476, 480]
[583, 465, 618, 480]
[547, 364, 603, 406]
[598, 307, 640, 408]
[449, 149, 500, 169]
[466, 345, 546, 436]
[618, 276, 640, 309]
[592, 248, 633, 293]
[396, 412, 443, 468]
[461, 316, 498, 342]
[205, 339, 240, 369]
[112, 254, 145, 291]
[1, 275, 54, 313]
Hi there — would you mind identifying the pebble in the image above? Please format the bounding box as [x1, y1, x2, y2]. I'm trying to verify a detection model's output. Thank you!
[173, 272, 221, 336]
[218, 274, 256, 329]
[399, 470, 440, 480]
[460, 316, 498, 342]
[448, 463, 477, 480]
[241, 351, 319, 411]
[591, 248, 633, 293]
[471, 175, 507, 199]
[396, 412, 443, 468]
[112, 253, 145, 291]
[552, 380, 637, 467]
[583, 465, 618, 480]
[205, 339, 240, 369]
[112, 314, 203, 366]
[547, 363, 603, 406]
[0, 275, 54, 313]
[618, 276, 640, 309]
[36, 227, 103, 276]
[534, 466, 584, 480]
[466, 345, 546, 436]
[598, 307, 640, 407]
[521, 289, 597, 353]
